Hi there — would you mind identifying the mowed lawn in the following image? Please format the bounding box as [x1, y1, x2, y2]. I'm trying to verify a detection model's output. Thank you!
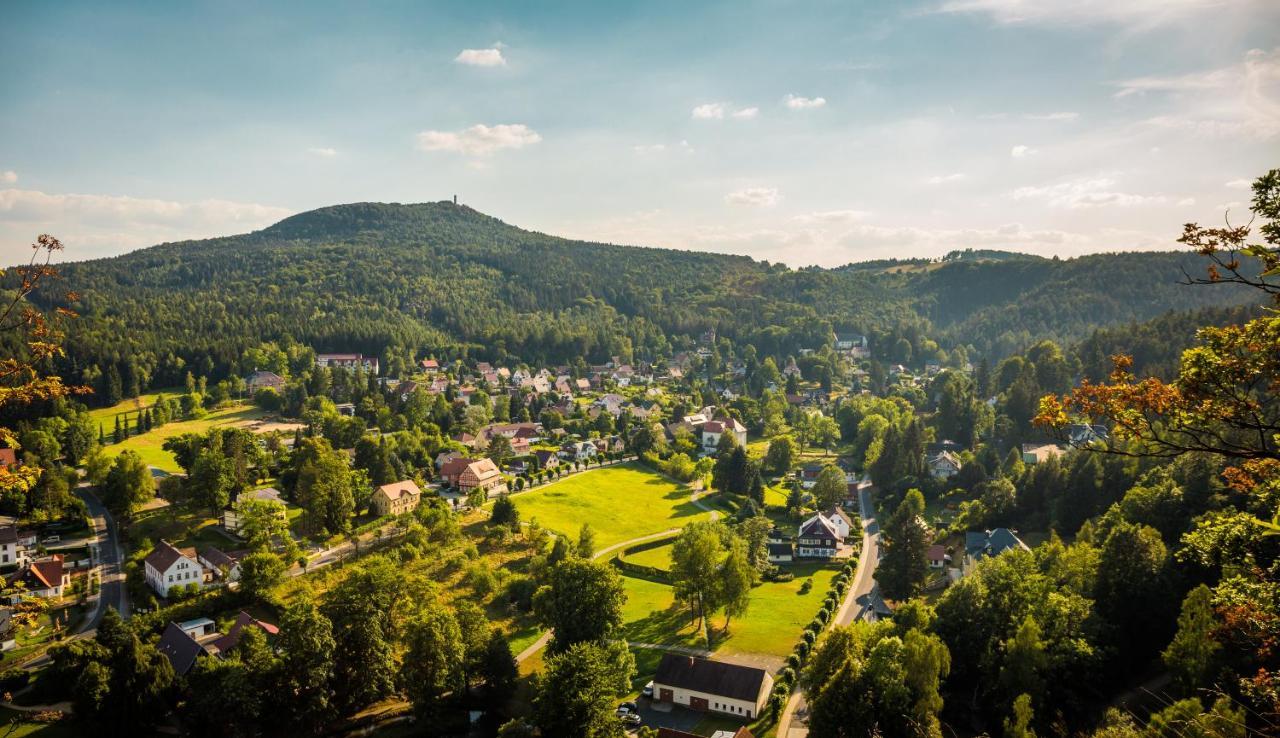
[506, 463, 707, 549]
[103, 403, 268, 472]
[625, 542, 673, 570]
[620, 561, 841, 662]
[86, 387, 184, 425]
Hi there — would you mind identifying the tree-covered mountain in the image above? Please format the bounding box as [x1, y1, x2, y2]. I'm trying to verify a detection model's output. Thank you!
[12, 201, 1256, 401]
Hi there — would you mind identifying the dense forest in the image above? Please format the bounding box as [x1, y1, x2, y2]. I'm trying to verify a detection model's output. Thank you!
[1, 201, 1256, 406]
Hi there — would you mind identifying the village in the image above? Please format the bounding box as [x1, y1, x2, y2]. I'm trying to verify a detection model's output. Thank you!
[0, 324, 1076, 738]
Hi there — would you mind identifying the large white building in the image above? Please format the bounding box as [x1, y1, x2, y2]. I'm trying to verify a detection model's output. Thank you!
[144, 540, 205, 598]
[651, 653, 773, 720]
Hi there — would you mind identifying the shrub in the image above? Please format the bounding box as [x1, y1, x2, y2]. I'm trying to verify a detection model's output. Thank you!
[798, 578, 813, 595]
[0, 668, 30, 692]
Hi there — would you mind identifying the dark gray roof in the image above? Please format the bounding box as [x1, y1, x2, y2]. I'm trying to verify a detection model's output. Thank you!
[767, 542, 793, 555]
[157, 622, 205, 676]
[653, 654, 768, 702]
[0, 525, 16, 545]
[965, 528, 1029, 559]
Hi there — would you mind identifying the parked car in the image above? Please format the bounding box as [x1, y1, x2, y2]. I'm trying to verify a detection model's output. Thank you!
[620, 713, 641, 726]
[619, 701, 637, 713]
[642, 681, 654, 698]
[41, 535, 59, 545]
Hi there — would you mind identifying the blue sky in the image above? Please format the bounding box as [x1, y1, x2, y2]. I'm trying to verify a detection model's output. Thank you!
[1, 0, 1276, 266]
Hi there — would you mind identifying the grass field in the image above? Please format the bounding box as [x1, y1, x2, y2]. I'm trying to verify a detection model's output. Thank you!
[624, 542, 672, 570]
[503, 463, 708, 549]
[620, 561, 840, 662]
[103, 403, 268, 472]
[0, 709, 79, 737]
[86, 387, 184, 425]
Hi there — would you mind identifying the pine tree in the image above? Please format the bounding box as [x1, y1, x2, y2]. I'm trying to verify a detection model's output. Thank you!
[113, 416, 123, 444]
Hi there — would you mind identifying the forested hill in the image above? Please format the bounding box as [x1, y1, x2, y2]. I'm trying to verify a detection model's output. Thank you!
[21, 201, 1256, 396]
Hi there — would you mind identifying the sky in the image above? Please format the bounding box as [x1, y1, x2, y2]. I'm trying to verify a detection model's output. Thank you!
[1, 0, 1277, 267]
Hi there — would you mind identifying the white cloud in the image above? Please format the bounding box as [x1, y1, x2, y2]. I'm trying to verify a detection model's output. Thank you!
[1225, 178, 1253, 189]
[932, 0, 1248, 29]
[307, 147, 337, 158]
[1115, 48, 1280, 139]
[1025, 112, 1079, 121]
[791, 210, 871, 224]
[784, 94, 827, 110]
[926, 173, 967, 184]
[0, 188, 293, 262]
[1178, 197, 1197, 206]
[1011, 176, 1169, 209]
[724, 187, 780, 207]
[693, 103, 758, 120]
[454, 47, 506, 67]
[0, 171, 15, 184]
[415, 124, 541, 156]
[692, 103, 726, 120]
[633, 144, 666, 154]
[1011, 144, 1037, 158]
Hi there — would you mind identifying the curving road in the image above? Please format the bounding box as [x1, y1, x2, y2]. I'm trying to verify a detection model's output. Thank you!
[75, 485, 129, 630]
[777, 485, 882, 737]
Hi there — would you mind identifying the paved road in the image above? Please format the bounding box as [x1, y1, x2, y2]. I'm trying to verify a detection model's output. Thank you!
[777, 485, 882, 738]
[76, 485, 129, 629]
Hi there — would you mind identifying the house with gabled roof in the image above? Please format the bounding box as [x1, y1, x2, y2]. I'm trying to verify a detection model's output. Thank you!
[7, 555, 69, 598]
[0, 524, 32, 568]
[144, 540, 205, 597]
[458, 458, 507, 498]
[222, 487, 286, 535]
[372, 480, 422, 517]
[963, 528, 1030, 574]
[158, 621, 209, 675]
[245, 370, 285, 393]
[651, 653, 773, 719]
[796, 515, 840, 559]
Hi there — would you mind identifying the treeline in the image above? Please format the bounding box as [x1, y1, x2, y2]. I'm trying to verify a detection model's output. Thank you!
[3, 201, 1255, 407]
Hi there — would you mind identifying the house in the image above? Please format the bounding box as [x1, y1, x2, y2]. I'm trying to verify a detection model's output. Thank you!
[560, 440, 597, 462]
[0, 608, 15, 651]
[178, 617, 217, 638]
[766, 528, 793, 564]
[651, 653, 773, 720]
[834, 332, 868, 352]
[144, 540, 205, 598]
[8, 555, 69, 598]
[157, 621, 210, 676]
[209, 611, 279, 653]
[371, 480, 423, 517]
[439, 457, 478, 486]
[964, 528, 1030, 574]
[533, 449, 560, 471]
[198, 547, 244, 582]
[821, 506, 855, 540]
[927, 544, 950, 570]
[458, 458, 508, 498]
[927, 451, 962, 480]
[1067, 423, 1109, 445]
[0, 449, 15, 469]
[796, 515, 840, 559]
[315, 353, 379, 375]
[245, 370, 286, 393]
[1021, 442, 1065, 465]
[799, 463, 824, 489]
[701, 417, 747, 455]
[222, 487, 286, 534]
[0, 525, 31, 568]
[420, 358, 440, 373]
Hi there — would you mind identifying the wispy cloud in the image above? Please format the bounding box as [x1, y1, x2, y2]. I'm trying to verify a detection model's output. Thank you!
[1011, 176, 1169, 209]
[454, 46, 506, 67]
[1225, 178, 1253, 189]
[784, 94, 827, 110]
[1114, 47, 1280, 139]
[1025, 111, 1079, 121]
[725, 187, 780, 207]
[0, 188, 293, 261]
[1011, 144, 1037, 158]
[693, 103, 758, 120]
[0, 171, 15, 184]
[926, 173, 967, 184]
[931, 0, 1237, 29]
[416, 124, 541, 156]
[307, 147, 337, 158]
